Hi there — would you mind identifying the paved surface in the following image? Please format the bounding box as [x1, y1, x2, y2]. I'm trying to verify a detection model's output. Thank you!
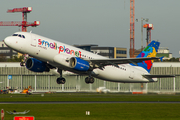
[1, 101, 180, 104]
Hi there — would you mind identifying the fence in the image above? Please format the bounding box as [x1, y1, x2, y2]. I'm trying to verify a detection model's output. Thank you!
[0, 63, 180, 93]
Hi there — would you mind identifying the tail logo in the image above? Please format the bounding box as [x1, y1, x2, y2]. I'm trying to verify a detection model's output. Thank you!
[141, 47, 156, 70]
[134, 41, 160, 73]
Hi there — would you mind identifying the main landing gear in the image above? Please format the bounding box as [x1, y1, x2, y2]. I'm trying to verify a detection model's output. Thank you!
[56, 69, 66, 84]
[56, 77, 66, 84]
[85, 71, 95, 84]
[56, 69, 94, 84]
[85, 76, 94, 84]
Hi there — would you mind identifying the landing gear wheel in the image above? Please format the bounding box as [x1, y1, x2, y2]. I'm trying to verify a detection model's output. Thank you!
[20, 54, 29, 67]
[85, 77, 89, 84]
[85, 77, 94, 84]
[56, 77, 66, 84]
[56, 69, 66, 84]
[20, 62, 25, 66]
[89, 77, 94, 83]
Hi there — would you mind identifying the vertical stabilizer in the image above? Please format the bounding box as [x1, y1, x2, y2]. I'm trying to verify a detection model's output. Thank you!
[132, 40, 160, 73]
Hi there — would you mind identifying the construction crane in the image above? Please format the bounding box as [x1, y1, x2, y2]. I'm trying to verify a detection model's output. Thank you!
[0, 7, 40, 32]
[143, 24, 154, 46]
[130, 0, 135, 58]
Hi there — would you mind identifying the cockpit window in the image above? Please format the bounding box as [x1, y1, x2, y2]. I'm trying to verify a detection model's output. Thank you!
[12, 34, 25, 39]
[12, 34, 18, 36]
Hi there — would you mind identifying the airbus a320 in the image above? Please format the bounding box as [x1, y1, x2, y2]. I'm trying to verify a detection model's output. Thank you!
[4, 32, 175, 84]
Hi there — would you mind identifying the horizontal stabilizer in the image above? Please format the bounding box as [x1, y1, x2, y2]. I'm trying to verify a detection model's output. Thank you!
[143, 74, 176, 78]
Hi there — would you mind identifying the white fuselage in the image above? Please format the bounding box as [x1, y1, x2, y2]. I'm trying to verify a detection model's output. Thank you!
[4, 32, 156, 83]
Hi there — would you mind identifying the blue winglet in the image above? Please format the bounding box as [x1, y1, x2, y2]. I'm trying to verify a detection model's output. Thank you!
[159, 56, 164, 62]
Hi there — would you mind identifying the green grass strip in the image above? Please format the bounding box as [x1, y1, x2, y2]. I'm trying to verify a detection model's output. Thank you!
[1, 104, 180, 120]
[0, 93, 180, 102]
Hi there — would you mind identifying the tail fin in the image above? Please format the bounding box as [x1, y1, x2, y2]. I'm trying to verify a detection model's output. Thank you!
[136, 40, 160, 73]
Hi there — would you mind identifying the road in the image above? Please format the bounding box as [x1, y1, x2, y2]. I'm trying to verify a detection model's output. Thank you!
[1, 101, 180, 104]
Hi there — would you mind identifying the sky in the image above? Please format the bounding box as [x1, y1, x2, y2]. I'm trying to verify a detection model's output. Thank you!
[0, 0, 180, 57]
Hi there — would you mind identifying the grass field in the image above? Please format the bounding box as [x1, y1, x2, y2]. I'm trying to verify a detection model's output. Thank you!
[1, 93, 180, 102]
[1, 93, 180, 120]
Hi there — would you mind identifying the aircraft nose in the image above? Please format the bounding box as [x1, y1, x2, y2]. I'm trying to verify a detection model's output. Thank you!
[4, 36, 11, 47]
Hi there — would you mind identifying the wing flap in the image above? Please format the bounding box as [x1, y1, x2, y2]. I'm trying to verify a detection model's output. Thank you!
[143, 74, 176, 78]
[86, 57, 160, 68]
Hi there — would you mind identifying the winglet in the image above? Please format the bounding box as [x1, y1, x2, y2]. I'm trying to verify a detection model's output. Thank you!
[159, 56, 164, 62]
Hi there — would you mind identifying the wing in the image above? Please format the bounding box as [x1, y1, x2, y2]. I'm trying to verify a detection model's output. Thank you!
[86, 57, 159, 69]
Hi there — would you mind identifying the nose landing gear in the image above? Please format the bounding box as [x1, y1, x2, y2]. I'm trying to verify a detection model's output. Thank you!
[20, 54, 29, 66]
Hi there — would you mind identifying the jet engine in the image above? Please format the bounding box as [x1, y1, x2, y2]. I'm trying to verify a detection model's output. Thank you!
[69, 57, 90, 71]
[25, 58, 49, 72]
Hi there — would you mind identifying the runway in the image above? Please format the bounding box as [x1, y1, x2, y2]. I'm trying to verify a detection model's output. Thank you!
[1, 101, 180, 104]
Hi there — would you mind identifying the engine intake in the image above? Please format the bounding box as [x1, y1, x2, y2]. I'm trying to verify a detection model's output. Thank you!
[69, 57, 89, 71]
[26, 58, 49, 72]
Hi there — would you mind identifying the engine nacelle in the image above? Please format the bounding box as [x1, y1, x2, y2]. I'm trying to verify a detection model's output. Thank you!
[25, 58, 49, 72]
[69, 57, 90, 71]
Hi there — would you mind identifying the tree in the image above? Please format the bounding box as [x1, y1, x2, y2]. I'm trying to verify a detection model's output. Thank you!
[0, 53, 7, 62]
[7, 55, 24, 62]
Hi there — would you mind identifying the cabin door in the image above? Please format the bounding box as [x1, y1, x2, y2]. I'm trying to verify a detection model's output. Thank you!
[31, 34, 37, 47]
[129, 67, 134, 79]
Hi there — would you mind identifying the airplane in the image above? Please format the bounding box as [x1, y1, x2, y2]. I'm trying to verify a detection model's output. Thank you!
[3, 32, 175, 84]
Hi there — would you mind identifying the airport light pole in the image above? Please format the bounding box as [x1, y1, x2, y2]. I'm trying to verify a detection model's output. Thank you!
[141, 18, 149, 51]
[136, 18, 149, 51]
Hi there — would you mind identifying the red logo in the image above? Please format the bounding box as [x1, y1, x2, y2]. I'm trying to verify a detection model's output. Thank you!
[14, 116, 34, 120]
[1, 109, 4, 120]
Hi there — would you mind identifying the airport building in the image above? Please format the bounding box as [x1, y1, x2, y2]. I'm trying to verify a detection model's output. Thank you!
[0, 62, 180, 93]
[91, 47, 127, 58]
[156, 47, 173, 60]
[134, 47, 173, 59]
[74, 44, 127, 58]
[0, 41, 18, 59]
